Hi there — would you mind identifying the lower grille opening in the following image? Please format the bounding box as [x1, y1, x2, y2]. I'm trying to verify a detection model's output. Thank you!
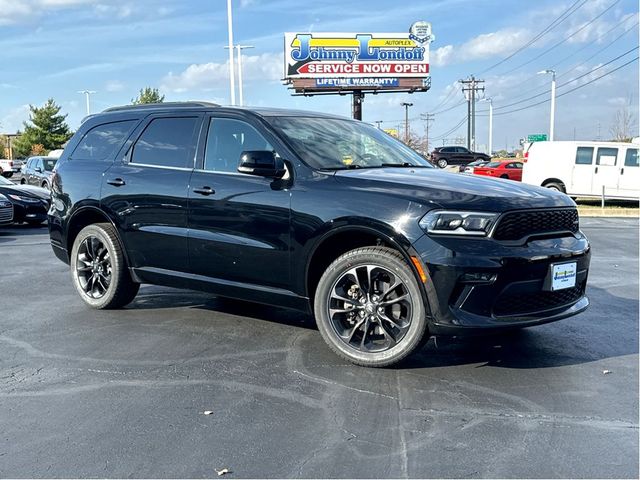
[493, 285, 584, 317]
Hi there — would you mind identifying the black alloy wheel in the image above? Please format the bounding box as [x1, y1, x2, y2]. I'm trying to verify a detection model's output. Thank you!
[76, 235, 112, 299]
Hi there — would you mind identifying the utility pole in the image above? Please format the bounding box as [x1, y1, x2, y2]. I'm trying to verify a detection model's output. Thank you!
[420, 113, 435, 153]
[538, 69, 556, 141]
[401, 102, 413, 143]
[226, 0, 236, 105]
[479, 98, 493, 155]
[77, 90, 96, 115]
[225, 44, 254, 106]
[459, 76, 484, 150]
[375, 121, 383, 129]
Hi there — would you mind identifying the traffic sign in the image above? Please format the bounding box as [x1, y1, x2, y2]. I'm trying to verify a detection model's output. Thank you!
[527, 134, 548, 142]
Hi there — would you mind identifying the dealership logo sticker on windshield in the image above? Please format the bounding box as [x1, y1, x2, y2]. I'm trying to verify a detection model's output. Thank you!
[551, 262, 577, 291]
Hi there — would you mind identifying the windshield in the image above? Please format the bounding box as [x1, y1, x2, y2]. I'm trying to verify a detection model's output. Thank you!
[267, 116, 432, 170]
[484, 161, 502, 168]
[43, 158, 57, 171]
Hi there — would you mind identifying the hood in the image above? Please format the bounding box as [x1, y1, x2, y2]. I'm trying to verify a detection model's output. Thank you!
[0, 184, 50, 200]
[333, 168, 574, 211]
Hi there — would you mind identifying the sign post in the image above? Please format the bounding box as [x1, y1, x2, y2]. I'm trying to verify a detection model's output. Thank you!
[283, 23, 434, 120]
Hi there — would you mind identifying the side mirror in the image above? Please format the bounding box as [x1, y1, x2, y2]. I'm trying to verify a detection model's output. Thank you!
[238, 150, 285, 178]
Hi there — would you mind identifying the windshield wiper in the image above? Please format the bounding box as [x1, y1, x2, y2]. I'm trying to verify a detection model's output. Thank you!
[379, 162, 429, 168]
[319, 164, 363, 171]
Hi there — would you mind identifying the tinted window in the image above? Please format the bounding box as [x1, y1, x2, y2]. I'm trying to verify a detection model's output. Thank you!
[72, 120, 137, 161]
[596, 147, 617, 166]
[441, 147, 454, 153]
[575, 147, 593, 165]
[624, 148, 638, 167]
[485, 161, 502, 168]
[456, 147, 468, 153]
[204, 118, 273, 173]
[515, 162, 523, 168]
[43, 158, 57, 171]
[131, 117, 199, 169]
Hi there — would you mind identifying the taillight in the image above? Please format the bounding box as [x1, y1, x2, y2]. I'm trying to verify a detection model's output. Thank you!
[523, 151, 529, 163]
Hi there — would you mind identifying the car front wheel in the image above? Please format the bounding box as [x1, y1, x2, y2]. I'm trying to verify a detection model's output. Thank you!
[314, 247, 429, 367]
[70, 223, 139, 309]
[437, 158, 448, 168]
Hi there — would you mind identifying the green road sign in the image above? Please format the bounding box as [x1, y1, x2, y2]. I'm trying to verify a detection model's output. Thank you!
[527, 134, 548, 142]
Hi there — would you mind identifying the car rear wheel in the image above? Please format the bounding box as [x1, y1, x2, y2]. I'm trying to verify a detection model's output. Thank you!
[500, 174, 509, 179]
[20, 179, 26, 185]
[314, 247, 428, 367]
[544, 181, 565, 193]
[70, 223, 139, 309]
[437, 158, 448, 168]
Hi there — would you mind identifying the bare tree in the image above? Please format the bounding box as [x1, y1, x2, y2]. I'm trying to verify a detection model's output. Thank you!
[610, 103, 635, 142]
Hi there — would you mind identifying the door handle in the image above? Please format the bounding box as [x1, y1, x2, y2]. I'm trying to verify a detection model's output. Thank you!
[594, 167, 598, 174]
[107, 178, 126, 186]
[621, 168, 625, 175]
[193, 186, 215, 196]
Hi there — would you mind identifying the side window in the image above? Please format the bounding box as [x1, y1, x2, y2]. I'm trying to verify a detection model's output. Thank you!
[131, 117, 199, 169]
[575, 147, 593, 165]
[203, 118, 273, 173]
[515, 162, 523, 168]
[441, 147, 453, 153]
[72, 120, 137, 161]
[624, 148, 638, 167]
[457, 147, 469, 153]
[36, 159, 43, 171]
[596, 147, 618, 166]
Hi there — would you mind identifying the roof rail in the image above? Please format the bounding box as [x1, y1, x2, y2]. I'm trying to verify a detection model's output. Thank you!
[103, 101, 220, 113]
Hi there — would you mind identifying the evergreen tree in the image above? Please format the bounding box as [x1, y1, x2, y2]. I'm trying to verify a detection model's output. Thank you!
[132, 87, 165, 105]
[13, 99, 72, 158]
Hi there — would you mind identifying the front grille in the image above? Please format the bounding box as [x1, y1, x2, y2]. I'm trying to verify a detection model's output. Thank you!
[0, 205, 13, 222]
[493, 208, 579, 241]
[493, 286, 583, 317]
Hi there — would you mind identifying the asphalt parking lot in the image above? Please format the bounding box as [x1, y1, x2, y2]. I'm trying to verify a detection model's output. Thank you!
[0, 218, 638, 478]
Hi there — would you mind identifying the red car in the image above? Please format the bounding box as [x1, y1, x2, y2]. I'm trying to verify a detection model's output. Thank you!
[473, 160, 523, 181]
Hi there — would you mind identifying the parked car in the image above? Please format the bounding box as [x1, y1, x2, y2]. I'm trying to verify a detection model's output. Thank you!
[0, 176, 50, 225]
[49, 102, 590, 367]
[522, 140, 639, 200]
[20, 156, 58, 189]
[430, 146, 491, 169]
[0, 193, 14, 225]
[473, 160, 523, 181]
[0, 159, 16, 178]
[462, 159, 490, 174]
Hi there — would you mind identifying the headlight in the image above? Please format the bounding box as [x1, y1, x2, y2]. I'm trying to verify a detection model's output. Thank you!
[420, 210, 499, 236]
[7, 194, 40, 203]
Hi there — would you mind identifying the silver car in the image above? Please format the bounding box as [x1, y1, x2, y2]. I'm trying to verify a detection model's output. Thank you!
[0, 193, 14, 225]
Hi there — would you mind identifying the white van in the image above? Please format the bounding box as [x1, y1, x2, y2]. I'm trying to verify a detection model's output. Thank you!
[522, 141, 639, 200]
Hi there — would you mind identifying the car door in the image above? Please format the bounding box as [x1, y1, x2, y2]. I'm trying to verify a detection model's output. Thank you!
[618, 147, 639, 199]
[101, 114, 202, 274]
[570, 146, 594, 195]
[507, 162, 523, 181]
[594, 147, 619, 197]
[187, 114, 291, 290]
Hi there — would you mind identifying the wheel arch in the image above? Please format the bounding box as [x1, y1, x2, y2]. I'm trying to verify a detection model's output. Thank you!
[304, 223, 426, 305]
[66, 206, 131, 267]
[541, 178, 567, 192]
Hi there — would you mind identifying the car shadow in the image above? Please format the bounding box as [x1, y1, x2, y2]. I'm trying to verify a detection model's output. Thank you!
[0, 223, 49, 243]
[125, 284, 637, 369]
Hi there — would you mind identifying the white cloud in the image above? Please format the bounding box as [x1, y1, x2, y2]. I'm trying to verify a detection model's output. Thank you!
[105, 80, 125, 92]
[161, 53, 283, 93]
[0, 104, 30, 133]
[0, 0, 137, 24]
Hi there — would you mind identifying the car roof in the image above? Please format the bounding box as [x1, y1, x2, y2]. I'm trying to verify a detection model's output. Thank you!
[89, 102, 349, 122]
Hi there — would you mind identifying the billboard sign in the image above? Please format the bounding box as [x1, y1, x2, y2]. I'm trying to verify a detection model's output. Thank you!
[284, 22, 434, 94]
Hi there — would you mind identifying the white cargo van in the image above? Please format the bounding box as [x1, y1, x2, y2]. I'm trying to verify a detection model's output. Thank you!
[521, 141, 639, 200]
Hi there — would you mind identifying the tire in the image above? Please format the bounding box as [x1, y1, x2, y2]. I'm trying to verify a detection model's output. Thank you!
[544, 182, 565, 193]
[20, 179, 26, 185]
[26, 220, 45, 227]
[314, 246, 429, 367]
[5, 172, 13, 178]
[42, 181, 49, 189]
[70, 223, 139, 309]
[500, 174, 509, 179]
[437, 158, 448, 168]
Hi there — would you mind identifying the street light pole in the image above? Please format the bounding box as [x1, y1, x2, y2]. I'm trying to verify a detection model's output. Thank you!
[480, 98, 493, 155]
[401, 102, 413, 143]
[538, 69, 556, 141]
[236, 45, 254, 106]
[226, 0, 236, 106]
[77, 90, 96, 115]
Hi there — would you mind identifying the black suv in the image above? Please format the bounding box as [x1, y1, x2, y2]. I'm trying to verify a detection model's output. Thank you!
[431, 146, 491, 168]
[48, 102, 590, 367]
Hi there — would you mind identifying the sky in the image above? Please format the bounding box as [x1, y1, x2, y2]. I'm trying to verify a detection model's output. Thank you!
[0, 0, 638, 152]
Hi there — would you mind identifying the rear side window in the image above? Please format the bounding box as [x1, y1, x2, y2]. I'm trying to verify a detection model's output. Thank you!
[441, 147, 454, 153]
[596, 147, 618, 166]
[131, 117, 199, 169]
[575, 147, 593, 165]
[72, 120, 137, 161]
[624, 148, 638, 167]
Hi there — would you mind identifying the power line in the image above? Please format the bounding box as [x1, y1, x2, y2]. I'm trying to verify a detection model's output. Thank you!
[499, 0, 622, 76]
[479, 0, 588, 75]
[428, 83, 461, 112]
[432, 100, 467, 115]
[431, 115, 468, 141]
[492, 46, 639, 111]
[483, 56, 639, 117]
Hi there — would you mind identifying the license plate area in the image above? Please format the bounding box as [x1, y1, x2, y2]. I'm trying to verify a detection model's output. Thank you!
[543, 262, 577, 291]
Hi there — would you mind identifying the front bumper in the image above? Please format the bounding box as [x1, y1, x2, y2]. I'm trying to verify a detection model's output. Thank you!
[413, 232, 591, 334]
[11, 199, 49, 223]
